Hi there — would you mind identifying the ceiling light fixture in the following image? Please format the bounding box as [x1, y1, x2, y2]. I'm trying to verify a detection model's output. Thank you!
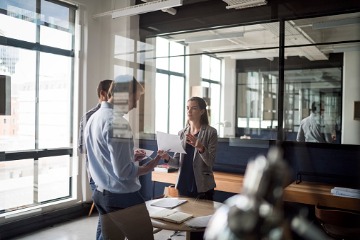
[185, 32, 244, 43]
[93, 0, 183, 19]
[141, 0, 178, 15]
[222, 0, 267, 10]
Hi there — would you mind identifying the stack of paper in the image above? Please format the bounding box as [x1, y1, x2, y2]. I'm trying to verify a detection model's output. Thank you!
[150, 198, 187, 209]
[330, 187, 360, 199]
[150, 208, 193, 224]
[153, 164, 178, 173]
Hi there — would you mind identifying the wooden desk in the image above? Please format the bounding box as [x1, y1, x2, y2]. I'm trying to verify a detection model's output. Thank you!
[283, 181, 360, 212]
[146, 197, 222, 239]
[151, 171, 243, 194]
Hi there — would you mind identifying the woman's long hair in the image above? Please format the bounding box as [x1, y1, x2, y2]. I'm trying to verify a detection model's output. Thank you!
[188, 96, 209, 126]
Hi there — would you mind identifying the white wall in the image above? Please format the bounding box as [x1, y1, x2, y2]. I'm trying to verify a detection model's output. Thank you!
[342, 51, 360, 144]
[221, 57, 236, 137]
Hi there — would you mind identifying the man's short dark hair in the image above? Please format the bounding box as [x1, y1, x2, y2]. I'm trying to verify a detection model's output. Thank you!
[311, 101, 324, 113]
[97, 80, 113, 98]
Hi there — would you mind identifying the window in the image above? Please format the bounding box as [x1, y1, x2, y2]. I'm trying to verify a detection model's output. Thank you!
[0, 0, 76, 216]
[154, 37, 185, 134]
[151, 12, 360, 144]
[201, 55, 221, 135]
[282, 13, 357, 143]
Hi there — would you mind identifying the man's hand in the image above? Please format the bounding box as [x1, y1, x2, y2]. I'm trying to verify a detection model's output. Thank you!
[137, 155, 161, 176]
[134, 149, 146, 162]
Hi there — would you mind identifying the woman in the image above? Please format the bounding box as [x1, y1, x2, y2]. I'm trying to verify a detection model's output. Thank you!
[159, 97, 218, 200]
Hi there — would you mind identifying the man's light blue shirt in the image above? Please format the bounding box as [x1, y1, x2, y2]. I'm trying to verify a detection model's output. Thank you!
[296, 112, 332, 143]
[84, 101, 140, 193]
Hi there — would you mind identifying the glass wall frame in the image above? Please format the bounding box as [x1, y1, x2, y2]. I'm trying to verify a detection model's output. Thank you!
[145, 10, 360, 145]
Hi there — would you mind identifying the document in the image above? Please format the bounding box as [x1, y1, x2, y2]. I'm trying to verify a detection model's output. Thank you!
[136, 148, 155, 161]
[150, 208, 193, 224]
[150, 198, 187, 209]
[156, 131, 186, 154]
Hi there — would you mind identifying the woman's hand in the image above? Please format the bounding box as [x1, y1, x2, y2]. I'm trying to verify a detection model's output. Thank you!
[186, 133, 205, 153]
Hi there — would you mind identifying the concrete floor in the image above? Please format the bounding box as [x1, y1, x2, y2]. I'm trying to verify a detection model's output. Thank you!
[11, 214, 186, 240]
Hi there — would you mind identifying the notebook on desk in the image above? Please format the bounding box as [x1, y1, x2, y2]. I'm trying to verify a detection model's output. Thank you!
[150, 198, 188, 209]
[150, 208, 193, 224]
[331, 187, 360, 199]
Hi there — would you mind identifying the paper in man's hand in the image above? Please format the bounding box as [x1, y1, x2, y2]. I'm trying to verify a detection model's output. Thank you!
[137, 149, 155, 161]
[156, 131, 186, 154]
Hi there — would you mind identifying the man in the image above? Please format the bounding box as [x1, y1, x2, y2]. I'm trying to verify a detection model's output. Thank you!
[78, 80, 112, 240]
[297, 101, 335, 143]
[78, 79, 113, 190]
[85, 76, 160, 240]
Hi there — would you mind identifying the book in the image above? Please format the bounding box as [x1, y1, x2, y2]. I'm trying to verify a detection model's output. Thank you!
[332, 187, 360, 194]
[150, 198, 187, 209]
[150, 208, 193, 224]
[153, 164, 178, 173]
[331, 188, 360, 199]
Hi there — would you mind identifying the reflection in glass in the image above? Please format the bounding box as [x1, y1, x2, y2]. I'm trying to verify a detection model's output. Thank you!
[286, 12, 360, 46]
[237, 70, 278, 140]
[283, 67, 341, 143]
[146, 13, 359, 144]
[115, 35, 135, 62]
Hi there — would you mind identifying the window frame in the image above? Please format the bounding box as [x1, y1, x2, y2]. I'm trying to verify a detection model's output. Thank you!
[0, 0, 77, 218]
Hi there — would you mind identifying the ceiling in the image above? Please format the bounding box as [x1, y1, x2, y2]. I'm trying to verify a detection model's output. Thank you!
[163, 12, 360, 62]
[156, 11, 359, 90]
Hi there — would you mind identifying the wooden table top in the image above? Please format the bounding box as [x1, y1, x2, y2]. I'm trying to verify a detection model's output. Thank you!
[283, 181, 360, 212]
[151, 171, 243, 194]
[146, 197, 223, 232]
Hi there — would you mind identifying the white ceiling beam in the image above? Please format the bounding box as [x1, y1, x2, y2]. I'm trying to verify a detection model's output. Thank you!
[93, 0, 182, 19]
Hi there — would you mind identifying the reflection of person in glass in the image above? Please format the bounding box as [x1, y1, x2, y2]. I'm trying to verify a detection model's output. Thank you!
[158, 97, 218, 200]
[85, 76, 160, 240]
[296, 101, 335, 143]
[78, 79, 112, 240]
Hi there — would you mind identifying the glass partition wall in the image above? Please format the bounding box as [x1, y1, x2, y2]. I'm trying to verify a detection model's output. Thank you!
[145, 12, 359, 144]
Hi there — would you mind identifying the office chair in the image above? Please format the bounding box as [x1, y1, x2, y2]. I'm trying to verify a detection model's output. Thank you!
[315, 204, 360, 240]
